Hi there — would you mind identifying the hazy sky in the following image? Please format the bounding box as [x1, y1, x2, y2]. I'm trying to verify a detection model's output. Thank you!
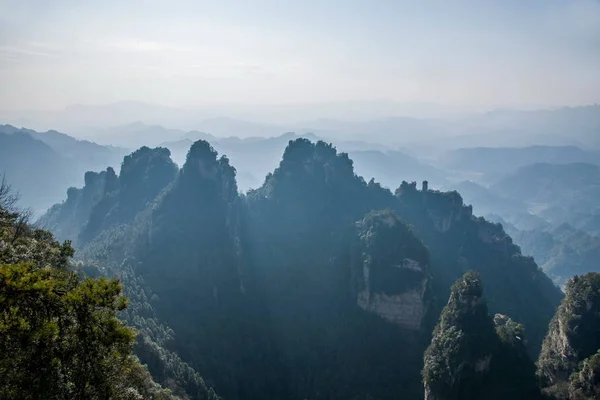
[1, 0, 599, 110]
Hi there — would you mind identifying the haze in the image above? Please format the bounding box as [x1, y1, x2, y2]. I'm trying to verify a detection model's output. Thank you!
[1, 0, 599, 113]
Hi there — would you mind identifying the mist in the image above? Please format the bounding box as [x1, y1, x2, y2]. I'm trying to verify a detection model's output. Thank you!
[1, 1, 600, 399]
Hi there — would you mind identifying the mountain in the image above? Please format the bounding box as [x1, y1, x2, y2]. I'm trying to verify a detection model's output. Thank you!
[455, 173, 600, 287]
[0, 100, 479, 134]
[1, 124, 126, 170]
[40, 138, 563, 399]
[39, 146, 178, 245]
[433, 106, 600, 150]
[475, 106, 600, 149]
[162, 131, 440, 192]
[0, 128, 76, 213]
[162, 131, 323, 191]
[500, 222, 600, 287]
[6, 103, 599, 150]
[86, 121, 190, 149]
[0, 125, 126, 214]
[442, 146, 600, 182]
[491, 163, 600, 224]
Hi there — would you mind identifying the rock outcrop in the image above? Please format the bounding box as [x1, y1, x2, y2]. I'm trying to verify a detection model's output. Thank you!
[423, 271, 541, 400]
[394, 180, 563, 354]
[538, 273, 600, 399]
[352, 210, 430, 330]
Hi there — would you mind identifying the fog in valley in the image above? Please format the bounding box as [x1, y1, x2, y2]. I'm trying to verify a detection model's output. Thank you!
[1, 1, 599, 399]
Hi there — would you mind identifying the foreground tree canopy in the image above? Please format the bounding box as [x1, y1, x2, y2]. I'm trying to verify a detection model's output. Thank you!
[0, 178, 199, 399]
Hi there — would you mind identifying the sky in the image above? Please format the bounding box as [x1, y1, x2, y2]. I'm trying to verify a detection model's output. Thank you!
[0, 0, 599, 111]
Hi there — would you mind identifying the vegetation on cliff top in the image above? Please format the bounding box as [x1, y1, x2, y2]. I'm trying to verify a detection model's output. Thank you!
[0, 176, 197, 399]
[538, 272, 600, 399]
[423, 271, 541, 400]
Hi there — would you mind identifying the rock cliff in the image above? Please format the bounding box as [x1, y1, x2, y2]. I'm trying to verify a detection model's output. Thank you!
[538, 273, 600, 399]
[352, 210, 430, 330]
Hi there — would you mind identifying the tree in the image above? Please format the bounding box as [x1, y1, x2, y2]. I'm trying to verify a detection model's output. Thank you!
[0, 179, 180, 399]
[569, 350, 600, 400]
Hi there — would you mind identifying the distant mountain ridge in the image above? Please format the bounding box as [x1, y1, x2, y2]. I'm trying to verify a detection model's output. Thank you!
[443, 146, 600, 176]
[3, 102, 599, 149]
[0, 124, 126, 213]
[492, 163, 600, 215]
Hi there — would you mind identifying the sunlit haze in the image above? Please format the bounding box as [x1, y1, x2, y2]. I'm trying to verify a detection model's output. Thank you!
[1, 0, 599, 111]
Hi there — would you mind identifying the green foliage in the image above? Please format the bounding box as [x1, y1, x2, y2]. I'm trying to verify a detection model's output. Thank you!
[0, 185, 181, 400]
[352, 209, 429, 295]
[423, 272, 494, 396]
[0, 263, 134, 399]
[568, 350, 600, 400]
[538, 273, 600, 398]
[423, 272, 541, 400]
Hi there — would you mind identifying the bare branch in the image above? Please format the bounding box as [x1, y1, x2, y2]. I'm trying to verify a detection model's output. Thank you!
[11, 207, 33, 244]
[0, 173, 20, 213]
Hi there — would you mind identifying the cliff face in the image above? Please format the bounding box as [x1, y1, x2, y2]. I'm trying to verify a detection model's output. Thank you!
[538, 273, 600, 399]
[352, 210, 430, 330]
[39, 147, 178, 245]
[80, 146, 178, 242]
[394, 181, 563, 353]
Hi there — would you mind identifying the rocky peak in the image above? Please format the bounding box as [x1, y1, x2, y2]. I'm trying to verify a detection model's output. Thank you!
[119, 146, 177, 201]
[104, 166, 119, 194]
[395, 182, 473, 233]
[423, 272, 541, 400]
[180, 140, 237, 202]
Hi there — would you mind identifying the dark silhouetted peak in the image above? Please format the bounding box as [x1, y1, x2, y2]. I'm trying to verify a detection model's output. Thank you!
[40, 146, 178, 244]
[280, 138, 350, 169]
[182, 140, 219, 174]
[395, 180, 418, 195]
[66, 186, 80, 201]
[248, 139, 379, 245]
[120, 146, 175, 186]
[119, 146, 177, 205]
[104, 166, 119, 194]
[84, 170, 104, 187]
[78, 146, 178, 242]
[178, 140, 237, 202]
[259, 138, 359, 206]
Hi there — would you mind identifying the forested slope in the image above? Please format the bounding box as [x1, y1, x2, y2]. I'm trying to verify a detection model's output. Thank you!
[39, 138, 565, 399]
